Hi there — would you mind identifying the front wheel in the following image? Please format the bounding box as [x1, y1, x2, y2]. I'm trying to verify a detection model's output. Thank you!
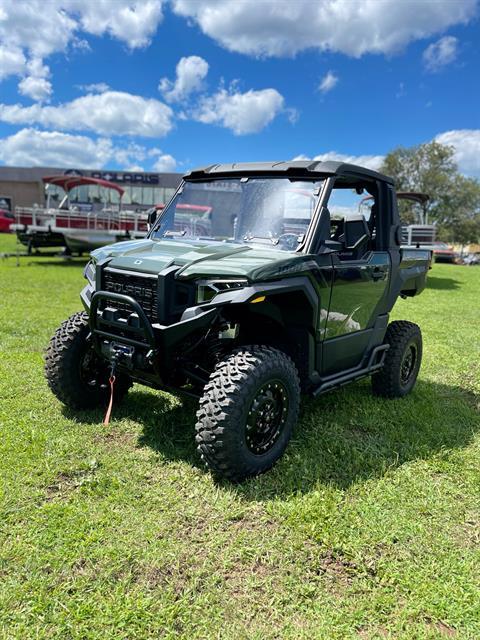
[372, 320, 422, 398]
[195, 346, 300, 482]
[45, 311, 132, 410]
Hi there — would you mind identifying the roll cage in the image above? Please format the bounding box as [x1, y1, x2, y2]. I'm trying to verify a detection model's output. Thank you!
[150, 161, 395, 256]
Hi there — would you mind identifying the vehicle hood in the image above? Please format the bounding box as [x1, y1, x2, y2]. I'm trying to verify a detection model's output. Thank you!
[91, 238, 311, 281]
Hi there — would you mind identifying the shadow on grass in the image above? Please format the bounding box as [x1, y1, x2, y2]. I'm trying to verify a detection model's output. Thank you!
[238, 379, 479, 499]
[63, 390, 200, 468]
[426, 275, 462, 290]
[64, 378, 479, 499]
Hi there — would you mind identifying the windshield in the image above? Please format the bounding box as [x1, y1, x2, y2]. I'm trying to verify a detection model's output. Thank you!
[151, 177, 324, 251]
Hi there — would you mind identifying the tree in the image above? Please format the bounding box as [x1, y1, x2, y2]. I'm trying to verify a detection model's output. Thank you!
[437, 217, 480, 250]
[381, 142, 480, 245]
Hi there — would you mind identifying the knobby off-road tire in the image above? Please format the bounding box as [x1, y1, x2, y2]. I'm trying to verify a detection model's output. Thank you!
[195, 346, 300, 482]
[45, 311, 132, 410]
[372, 320, 422, 398]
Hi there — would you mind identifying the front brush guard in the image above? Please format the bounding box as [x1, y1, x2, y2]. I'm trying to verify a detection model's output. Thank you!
[88, 290, 219, 377]
[90, 291, 156, 349]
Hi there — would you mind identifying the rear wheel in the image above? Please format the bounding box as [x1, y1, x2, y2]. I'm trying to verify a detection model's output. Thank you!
[45, 311, 132, 410]
[372, 320, 422, 398]
[195, 346, 300, 482]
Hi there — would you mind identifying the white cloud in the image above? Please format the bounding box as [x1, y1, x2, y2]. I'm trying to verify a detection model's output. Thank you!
[24, 57, 50, 79]
[18, 76, 52, 102]
[295, 130, 480, 179]
[72, 0, 164, 49]
[113, 143, 177, 171]
[17, 58, 52, 102]
[0, 1, 76, 60]
[318, 71, 338, 93]
[423, 35, 458, 72]
[294, 152, 385, 172]
[152, 153, 177, 172]
[0, 128, 114, 168]
[77, 82, 110, 93]
[0, 0, 164, 54]
[0, 91, 174, 138]
[0, 46, 26, 80]
[171, 0, 476, 58]
[159, 55, 209, 102]
[435, 129, 480, 178]
[191, 87, 285, 135]
[0, 127, 177, 171]
[111, 142, 148, 166]
[0, 0, 164, 83]
[158, 55, 288, 135]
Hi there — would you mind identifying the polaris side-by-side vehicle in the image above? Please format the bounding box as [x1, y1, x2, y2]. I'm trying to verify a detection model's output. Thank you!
[45, 161, 431, 481]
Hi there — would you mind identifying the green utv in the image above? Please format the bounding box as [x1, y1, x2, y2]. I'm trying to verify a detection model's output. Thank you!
[45, 162, 431, 481]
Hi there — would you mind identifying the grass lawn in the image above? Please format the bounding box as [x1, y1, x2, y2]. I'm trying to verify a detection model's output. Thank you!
[0, 233, 479, 639]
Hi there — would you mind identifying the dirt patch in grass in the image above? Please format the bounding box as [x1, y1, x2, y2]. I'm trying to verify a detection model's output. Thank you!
[356, 626, 389, 639]
[316, 549, 360, 586]
[311, 545, 381, 591]
[425, 619, 458, 637]
[94, 427, 137, 448]
[45, 461, 100, 499]
[453, 513, 480, 549]
[70, 557, 91, 577]
[45, 471, 81, 499]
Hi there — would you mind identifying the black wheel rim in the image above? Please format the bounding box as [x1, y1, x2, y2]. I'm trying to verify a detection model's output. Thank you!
[245, 380, 289, 455]
[400, 343, 417, 386]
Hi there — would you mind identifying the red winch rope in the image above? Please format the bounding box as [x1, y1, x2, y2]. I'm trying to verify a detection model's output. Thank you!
[103, 374, 116, 426]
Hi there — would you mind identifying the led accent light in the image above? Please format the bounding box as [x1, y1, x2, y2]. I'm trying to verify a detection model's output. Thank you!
[195, 278, 248, 304]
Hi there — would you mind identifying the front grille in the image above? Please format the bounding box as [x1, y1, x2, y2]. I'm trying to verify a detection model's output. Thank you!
[102, 268, 159, 324]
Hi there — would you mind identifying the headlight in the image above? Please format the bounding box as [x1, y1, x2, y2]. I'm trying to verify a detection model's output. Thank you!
[83, 260, 96, 286]
[196, 278, 248, 304]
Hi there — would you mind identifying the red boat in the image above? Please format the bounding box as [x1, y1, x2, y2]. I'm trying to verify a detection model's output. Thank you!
[0, 209, 14, 233]
[12, 175, 150, 254]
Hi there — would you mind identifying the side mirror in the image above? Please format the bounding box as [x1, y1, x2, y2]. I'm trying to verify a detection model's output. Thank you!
[344, 215, 370, 250]
[147, 207, 158, 230]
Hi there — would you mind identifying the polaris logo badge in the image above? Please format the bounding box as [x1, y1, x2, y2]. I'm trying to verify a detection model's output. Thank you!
[105, 281, 154, 300]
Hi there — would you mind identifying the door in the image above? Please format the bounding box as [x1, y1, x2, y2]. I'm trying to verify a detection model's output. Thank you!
[320, 181, 391, 375]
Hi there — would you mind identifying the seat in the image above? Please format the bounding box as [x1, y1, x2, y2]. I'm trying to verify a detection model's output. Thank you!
[342, 215, 371, 260]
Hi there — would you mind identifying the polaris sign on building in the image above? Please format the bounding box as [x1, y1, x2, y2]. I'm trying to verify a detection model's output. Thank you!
[89, 171, 161, 185]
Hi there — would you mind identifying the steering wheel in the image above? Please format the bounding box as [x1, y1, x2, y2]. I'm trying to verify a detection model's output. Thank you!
[276, 233, 300, 250]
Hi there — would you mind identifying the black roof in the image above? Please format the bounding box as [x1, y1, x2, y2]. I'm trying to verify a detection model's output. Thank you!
[184, 160, 394, 185]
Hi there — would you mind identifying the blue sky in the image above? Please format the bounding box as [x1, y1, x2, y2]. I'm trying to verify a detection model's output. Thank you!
[0, 0, 479, 176]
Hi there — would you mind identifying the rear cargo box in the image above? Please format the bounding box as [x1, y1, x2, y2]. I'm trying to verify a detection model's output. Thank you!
[399, 248, 431, 297]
